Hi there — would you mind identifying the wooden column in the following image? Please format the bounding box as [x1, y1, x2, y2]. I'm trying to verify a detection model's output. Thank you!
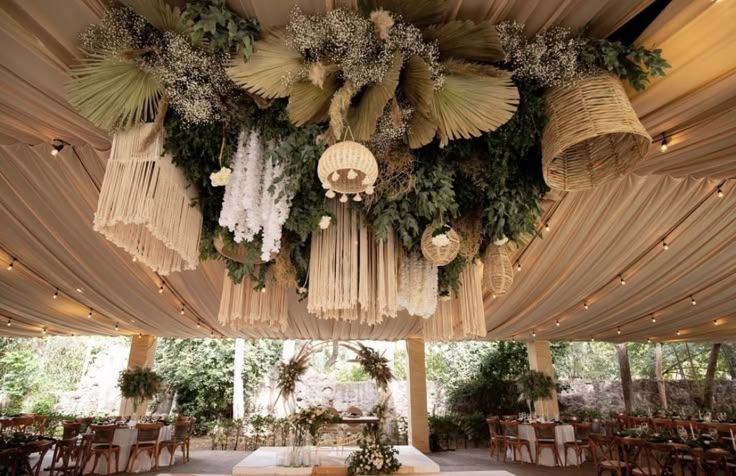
[405, 337, 430, 453]
[526, 340, 560, 419]
[119, 335, 157, 418]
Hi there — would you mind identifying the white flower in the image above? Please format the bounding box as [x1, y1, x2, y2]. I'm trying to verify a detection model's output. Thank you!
[431, 233, 450, 247]
[319, 215, 332, 230]
[494, 236, 509, 246]
[209, 166, 232, 187]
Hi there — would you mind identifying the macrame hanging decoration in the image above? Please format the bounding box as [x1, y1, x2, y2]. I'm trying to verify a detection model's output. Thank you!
[317, 140, 378, 203]
[423, 261, 486, 340]
[219, 129, 293, 262]
[398, 253, 438, 318]
[218, 270, 289, 333]
[483, 244, 514, 296]
[307, 201, 398, 325]
[93, 123, 202, 274]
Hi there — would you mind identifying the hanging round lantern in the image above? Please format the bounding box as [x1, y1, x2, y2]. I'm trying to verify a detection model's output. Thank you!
[483, 245, 513, 296]
[420, 226, 460, 266]
[213, 236, 263, 264]
[542, 72, 651, 191]
[317, 141, 378, 200]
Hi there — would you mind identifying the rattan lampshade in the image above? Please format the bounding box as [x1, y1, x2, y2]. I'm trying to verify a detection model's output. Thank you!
[213, 236, 263, 264]
[421, 227, 460, 266]
[542, 72, 651, 191]
[483, 244, 513, 296]
[317, 141, 378, 200]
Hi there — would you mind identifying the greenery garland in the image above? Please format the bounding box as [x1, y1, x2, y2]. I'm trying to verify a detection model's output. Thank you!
[118, 367, 162, 412]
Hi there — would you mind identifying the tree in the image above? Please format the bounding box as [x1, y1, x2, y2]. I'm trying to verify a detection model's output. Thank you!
[233, 338, 245, 419]
[516, 370, 555, 414]
[655, 343, 667, 410]
[616, 343, 633, 413]
[702, 343, 721, 409]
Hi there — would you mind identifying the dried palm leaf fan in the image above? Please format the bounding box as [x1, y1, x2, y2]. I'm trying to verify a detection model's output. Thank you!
[421, 226, 460, 266]
[542, 71, 651, 191]
[317, 136, 379, 203]
[483, 244, 513, 296]
[218, 270, 289, 333]
[93, 123, 201, 274]
[213, 235, 262, 264]
[423, 261, 486, 340]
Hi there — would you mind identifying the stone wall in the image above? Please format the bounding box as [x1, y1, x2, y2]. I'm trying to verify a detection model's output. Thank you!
[559, 379, 736, 414]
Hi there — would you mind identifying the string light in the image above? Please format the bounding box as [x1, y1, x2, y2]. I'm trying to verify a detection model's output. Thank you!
[676, 330, 681, 336]
[158, 284, 164, 294]
[87, 309, 93, 319]
[180, 308, 185, 315]
[544, 223, 550, 232]
[76, 288, 83, 293]
[50, 139, 65, 156]
[662, 241, 669, 251]
[690, 296, 696, 306]
[42, 326, 47, 334]
[647, 337, 652, 343]
[617, 327, 622, 335]
[555, 320, 560, 327]
[53, 289, 58, 299]
[114, 322, 119, 332]
[511, 335, 515, 342]
[713, 319, 719, 326]
[717, 187, 724, 198]
[532, 329, 537, 337]
[619, 275, 626, 285]
[132, 256, 137, 262]
[138, 333, 142, 339]
[492, 294, 497, 299]
[7, 258, 15, 271]
[196, 321, 201, 329]
[659, 133, 668, 153]
[6, 319, 11, 327]
[210, 330, 214, 337]
[261, 287, 267, 294]
[591, 337, 595, 342]
[516, 262, 522, 272]
[583, 302, 589, 310]
[650, 314, 657, 323]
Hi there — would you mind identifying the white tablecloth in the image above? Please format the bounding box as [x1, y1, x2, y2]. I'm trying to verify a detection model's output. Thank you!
[506, 424, 584, 466]
[83, 426, 174, 474]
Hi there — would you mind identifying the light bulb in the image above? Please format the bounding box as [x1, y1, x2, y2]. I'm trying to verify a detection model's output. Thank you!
[676, 330, 681, 336]
[51, 139, 64, 156]
[115, 323, 119, 332]
[617, 328, 621, 335]
[691, 296, 696, 306]
[650, 314, 656, 323]
[660, 142, 668, 153]
[261, 287, 267, 293]
[138, 333, 142, 339]
[647, 337, 652, 343]
[42, 326, 47, 334]
[713, 319, 719, 326]
[210, 330, 214, 337]
[620, 275, 626, 285]
[584, 302, 589, 310]
[180, 308, 185, 315]
[492, 294, 497, 299]
[196, 321, 201, 329]
[6, 319, 11, 327]
[717, 188, 724, 198]
[555, 320, 560, 327]
[544, 223, 550, 232]
[591, 337, 595, 342]
[516, 262, 522, 272]
[76, 288, 83, 293]
[532, 330, 536, 337]
[53, 289, 58, 299]
[158, 284, 164, 294]
[511, 336, 515, 342]
[87, 310, 92, 318]
[7, 259, 14, 271]
[663, 242, 669, 251]
[51, 148, 59, 156]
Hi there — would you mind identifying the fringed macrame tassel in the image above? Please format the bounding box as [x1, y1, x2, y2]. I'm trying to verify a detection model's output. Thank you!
[423, 261, 485, 340]
[93, 123, 202, 274]
[218, 270, 289, 333]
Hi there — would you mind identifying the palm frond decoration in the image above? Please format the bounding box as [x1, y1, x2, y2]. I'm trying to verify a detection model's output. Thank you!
[346, 342, 394, 392]
[402, 55, 434, 114]
[358, 0, 446, 27]
[120, 0, 189, 34]
[348, 53, 403, 141]
[227, 30, 303, 99]
[287, 74, 339, 126]
[406, 110, 437, 149]
[275, 343, 312, 403]
[67, 53, 162, 131]
[429, 65, 519, 146]
[423, 21, 505, 63]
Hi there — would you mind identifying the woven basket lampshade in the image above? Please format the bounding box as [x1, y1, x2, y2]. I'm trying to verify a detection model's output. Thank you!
[483, 245, 513, 296]
[317, 141, 378, 202]
[213, 236, 264, 264]
[542, 72, 651, 191]
[421, 227, 460, 266]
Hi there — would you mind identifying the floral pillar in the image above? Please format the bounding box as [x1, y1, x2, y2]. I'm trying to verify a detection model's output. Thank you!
[526, 340, 560, 419]
[405, 337, 430, 453]
[119, 335, 158, 418]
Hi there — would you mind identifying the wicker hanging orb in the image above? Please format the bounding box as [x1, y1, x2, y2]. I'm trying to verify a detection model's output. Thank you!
[213, 236, 264, 264]
[542, 72, 651, 192]
[483, 245, 514, 296]
[318, 141, 378, 199]
[421, 226, 460, 266]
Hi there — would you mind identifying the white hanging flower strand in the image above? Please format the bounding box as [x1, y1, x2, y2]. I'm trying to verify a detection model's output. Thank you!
[398, 253, 438, 318]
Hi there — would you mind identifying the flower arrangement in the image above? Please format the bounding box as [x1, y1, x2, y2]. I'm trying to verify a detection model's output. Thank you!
[288, 405, 340, 443]
[348, 343, 394, 392]
[346, 439, 402, 476]
[117, 367, 162, 412]
[275, 344, 312, 402]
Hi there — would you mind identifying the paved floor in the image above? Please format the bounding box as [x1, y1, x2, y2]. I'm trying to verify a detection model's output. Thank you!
[136, 448, 596, 476]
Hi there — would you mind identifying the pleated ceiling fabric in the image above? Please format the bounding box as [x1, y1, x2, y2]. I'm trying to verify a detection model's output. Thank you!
[0, 0, 734, 341]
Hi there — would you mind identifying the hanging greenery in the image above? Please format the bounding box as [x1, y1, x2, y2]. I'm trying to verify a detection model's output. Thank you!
[183, 0, 260, 59]
[118, 367, 162, 412]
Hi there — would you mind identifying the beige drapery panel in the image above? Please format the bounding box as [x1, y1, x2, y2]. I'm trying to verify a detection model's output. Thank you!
[0, 0, 734, 341]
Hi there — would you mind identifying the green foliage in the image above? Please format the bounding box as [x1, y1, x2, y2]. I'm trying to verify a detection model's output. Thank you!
[335, 364, 370, 383]
[516, 369, 555, 411]
[429, 413, 488, 447]
[580, 38, 670, 92]
[183, 0, 260, 59]
[437, 256, 466, 295]
[118, 367, 162, 409]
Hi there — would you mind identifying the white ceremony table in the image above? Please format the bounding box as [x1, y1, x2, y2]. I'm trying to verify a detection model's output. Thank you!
[83, 425, 174, 474]
[506, 424, 583, 466]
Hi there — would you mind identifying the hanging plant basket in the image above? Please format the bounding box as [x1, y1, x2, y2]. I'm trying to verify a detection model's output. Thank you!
[317, 141, 378, 202]
[213, 235, 264, 264]
[541, 72, 651, 191]
[420, 226, 460, 266]
[483, 244, 513, 296]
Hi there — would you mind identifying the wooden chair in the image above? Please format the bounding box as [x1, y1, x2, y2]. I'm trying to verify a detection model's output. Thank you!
[532, 422, 561, 466]
[650, 418, 674, 432]
[51, 422, 84, 469]
[0, 448, 21, 476]
[486, 417, 506, 461]
[31, 415, 48, 436]
[630, 442, 680, 476]
[85, 424, 120, 476]
[75, 417, 94, 434]
[49, 435, 91, 476]
[19, 438, 54, 476]
[126, 423, 162, 472]
[9, 416, 34, 433]
[564, 422, 593, 467]
[158, 421, 190, 467]
[701, 448, 736, 475]
[499, 420, 532, 464]
[589, 434, 626, 476]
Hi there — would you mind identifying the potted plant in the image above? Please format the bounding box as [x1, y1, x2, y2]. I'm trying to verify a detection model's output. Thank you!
[117, 367, 162, 415]
[516, 370, 555, 416]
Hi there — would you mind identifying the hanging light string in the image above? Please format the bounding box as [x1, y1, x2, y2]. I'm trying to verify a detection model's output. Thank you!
[502, 180, 728, 340]
[655, 106, 735, 153]
[154, 272, 224, 338]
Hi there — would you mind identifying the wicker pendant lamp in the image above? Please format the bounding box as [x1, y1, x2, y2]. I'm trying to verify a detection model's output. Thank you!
[317, 140, 378, 202]
[483, 244, 514, 296]
[421, 226, 460, 266]
[542, 72, 651, 191]
[423, 261, 486, 340]
[93, 123, 202, 274]
[218, 270, 289, 333]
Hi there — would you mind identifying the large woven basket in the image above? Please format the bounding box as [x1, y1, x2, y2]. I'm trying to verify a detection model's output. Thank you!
[483, 245, 513, 296]
[213, 236, 263, 264]
[317, 141, 378, 195]
[542, 72, 651, 191]
[421, 227, 460, 266]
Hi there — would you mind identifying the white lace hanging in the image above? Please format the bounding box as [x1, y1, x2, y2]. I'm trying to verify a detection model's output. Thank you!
[398, 253, 438, 318]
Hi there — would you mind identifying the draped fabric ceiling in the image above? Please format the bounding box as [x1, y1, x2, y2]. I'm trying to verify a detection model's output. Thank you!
[0, 0, 734, 342]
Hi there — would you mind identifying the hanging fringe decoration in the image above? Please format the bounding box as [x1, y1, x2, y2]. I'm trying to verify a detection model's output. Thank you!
[218, 270, 289, 332]
[307, 201, 398, 325]
[93, 123, 202, 274]
[423, 261, 486, 340]
[398, 253, 438, 318]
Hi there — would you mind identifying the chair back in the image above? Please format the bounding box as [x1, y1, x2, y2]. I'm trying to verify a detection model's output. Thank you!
[650, 418, 673, 432]
[89, 424, 117, 445]
[486, 417, 502, 437]
[572, 422, 592, 442]
[532, 422, 557, 440]
[589, 434, 623, 470]
[642, 442, 677, 476]
[135, 423, 162, 443]
[0, 448, 20, 476]
[499, 420, 519, 438]
[32, 415, 48, 436]
[62, 422, 83, 440]
[628, 415, 652, 430]
[173, 421, 190, 440]
[10, 416, 34, 432]
[346, 406, 363, 417]
[76, 417, 94, 433]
